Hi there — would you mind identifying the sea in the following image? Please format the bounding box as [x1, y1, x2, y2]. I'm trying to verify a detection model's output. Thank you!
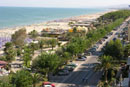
[0, 7, 107, 29]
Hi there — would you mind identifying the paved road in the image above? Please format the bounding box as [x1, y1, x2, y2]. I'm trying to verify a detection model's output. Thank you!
[55, 20, 127, 87]
[56, 56, 100, 87]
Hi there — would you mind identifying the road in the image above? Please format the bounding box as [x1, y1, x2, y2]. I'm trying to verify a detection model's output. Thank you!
[56, 56, 100, 87]
[55, 20, 127, 87]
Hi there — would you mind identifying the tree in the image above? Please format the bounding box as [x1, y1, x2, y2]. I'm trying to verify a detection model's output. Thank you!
[32, 53, 60, 80]
[12, 28, 27, 47]
[0, 81, 13, 87]
[49, 39, 58, 50]
[0, 56, 7, 61]
[0, 76, 13, 87]
[32, 73, 41, 87]
[103, 39, 124, 60]
[4, 42, 13, 50]
[5, 48, 16, 62]
[23, 52, 32, 68]
[16, 48, 22, 56]
[73, 27, 77, 33]
[4, 42, 16, 62]
[62, 52, 71, 64]
[29, 30, 38, 40]
[97, 81, 111, 87]
[124, 44, 130, 57]
[95, 55, 113, 83]
[29, 43, 39, 55]
[66, 43, 79, 59]
[11, 70, 32, 87]
[38, 40, 45, 52]
[23, 46, 32, 68]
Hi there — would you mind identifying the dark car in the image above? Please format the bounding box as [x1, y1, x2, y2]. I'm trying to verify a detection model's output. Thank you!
[63, 66, 74, 71]
[103, 36, 108, 39]
[58, 69, 69, 76]
[76, 57, 86, 61]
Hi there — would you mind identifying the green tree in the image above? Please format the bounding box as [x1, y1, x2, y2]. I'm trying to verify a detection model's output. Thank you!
[29, 30, 39, 40]
[103, 39, 124, 60]
[73, 27, 77, 33]
[29, 43, 39, 55]
[12, 28, 27, 47]
[124, 44, 130, 57]
[66, 43, 80, 59]
[49, 39, 58, 50]
[32, 53, 60, 80]
[11, 70, 32, 87]
[0, 81, 13, 87]
[38, 40, 45, 52]
[3, 42, 16, 62]
[60, 52, 72, 65]
[23, 46, 32, 67]
[16, 48, 22, 56]
[5, 48, 16, 62]
[4, 42, 13, 50]
[32, 73, 41, 87]
[95, 55, 113, 83]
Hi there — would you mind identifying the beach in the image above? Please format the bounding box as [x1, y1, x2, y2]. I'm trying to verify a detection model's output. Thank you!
[0, 9, 116, 36]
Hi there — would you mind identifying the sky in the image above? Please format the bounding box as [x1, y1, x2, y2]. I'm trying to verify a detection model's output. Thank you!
[0, 0, 130, 8]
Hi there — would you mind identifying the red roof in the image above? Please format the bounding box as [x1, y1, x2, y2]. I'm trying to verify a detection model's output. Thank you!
[0, 61, 7, 65]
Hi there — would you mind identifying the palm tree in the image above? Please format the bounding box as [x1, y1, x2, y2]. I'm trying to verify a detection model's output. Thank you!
[32, 73, 41, 87]
[5, 47, 16, 62]
[95, 55, 113, 83]
[38, 40, 44, 53]
[29, 30, 38, 40]
[49, 39, 58, 50]
[29, 43, 39, 55]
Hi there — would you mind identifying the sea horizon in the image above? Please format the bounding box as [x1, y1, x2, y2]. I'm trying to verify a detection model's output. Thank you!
[0, 6, 108, 29]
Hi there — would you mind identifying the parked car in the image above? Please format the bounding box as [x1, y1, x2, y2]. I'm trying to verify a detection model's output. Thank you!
[90, 48, 96, 52]
[76, 57, 86, 61]
[109, 32, 113, 35]
[58, 69, 69, 76]
[81, 56, 87, 59]
[42, 82, 55, 87]
[64, 66, 74, 71]
[113, 38, 117, 41]
[103, 36, 108, 39]
[98, 40, 103, 44]
[115, 32, 119, 35]
[67, 63, 78, 68]
[93, 45, 99, 49]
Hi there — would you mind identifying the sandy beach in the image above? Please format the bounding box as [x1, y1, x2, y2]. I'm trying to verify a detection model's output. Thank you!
[0, 10, 116, 36]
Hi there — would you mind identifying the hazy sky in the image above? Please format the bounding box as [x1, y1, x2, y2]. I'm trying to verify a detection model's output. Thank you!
[0, 0, 130, 8]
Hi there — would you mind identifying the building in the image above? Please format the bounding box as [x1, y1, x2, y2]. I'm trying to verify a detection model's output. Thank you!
[0, 61, 7, 68]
